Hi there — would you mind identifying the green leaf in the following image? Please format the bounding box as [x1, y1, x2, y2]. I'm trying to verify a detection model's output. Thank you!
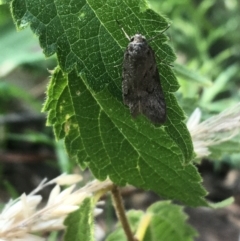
[11, 0, 207, 206]
[44, 67, 207, 206]
[145, 201, 198, 241]
[64, 197, 94, 241]
[209, 197, 234, 209]
[106, 201, 198, 241]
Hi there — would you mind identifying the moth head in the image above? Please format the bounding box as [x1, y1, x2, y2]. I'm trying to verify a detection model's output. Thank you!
[130, 34, 146, 42]
[128, 34, 148, 57]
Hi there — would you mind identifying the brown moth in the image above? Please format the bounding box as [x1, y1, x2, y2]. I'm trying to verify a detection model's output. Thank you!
[122, 27, 169, 125]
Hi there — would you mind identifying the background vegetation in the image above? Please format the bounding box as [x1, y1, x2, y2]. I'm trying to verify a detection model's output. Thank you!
[0, 0, 240, 240]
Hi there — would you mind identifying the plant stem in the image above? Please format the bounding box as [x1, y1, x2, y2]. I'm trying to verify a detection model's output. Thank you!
[111, 185, 138, 241]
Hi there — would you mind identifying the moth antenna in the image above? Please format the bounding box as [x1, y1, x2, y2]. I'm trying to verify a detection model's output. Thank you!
[148, 24, 170, 42]
[116, 20, 131, 41]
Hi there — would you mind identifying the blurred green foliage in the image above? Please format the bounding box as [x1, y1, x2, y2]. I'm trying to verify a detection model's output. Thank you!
[149, 0, 240, 114]
[0, 4, 74, 180]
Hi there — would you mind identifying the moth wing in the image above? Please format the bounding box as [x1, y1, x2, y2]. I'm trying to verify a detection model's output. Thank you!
[140, 69, 166, 124]
[122, 50, 141, 116]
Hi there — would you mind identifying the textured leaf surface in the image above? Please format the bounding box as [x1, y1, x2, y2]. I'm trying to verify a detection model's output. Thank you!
[11, 0, 207, 206]
[106, 201, 197, 241]
[44, 67, 206, 206]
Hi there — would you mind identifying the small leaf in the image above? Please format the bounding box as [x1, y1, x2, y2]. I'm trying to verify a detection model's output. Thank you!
[106, 201, 198, 241]
[64, 197, 94, 241]
[145, 201, 198, 241]
[209, 197, 234, 209]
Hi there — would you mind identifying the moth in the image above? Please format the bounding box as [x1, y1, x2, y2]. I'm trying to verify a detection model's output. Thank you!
[121, 26, 169, 125]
